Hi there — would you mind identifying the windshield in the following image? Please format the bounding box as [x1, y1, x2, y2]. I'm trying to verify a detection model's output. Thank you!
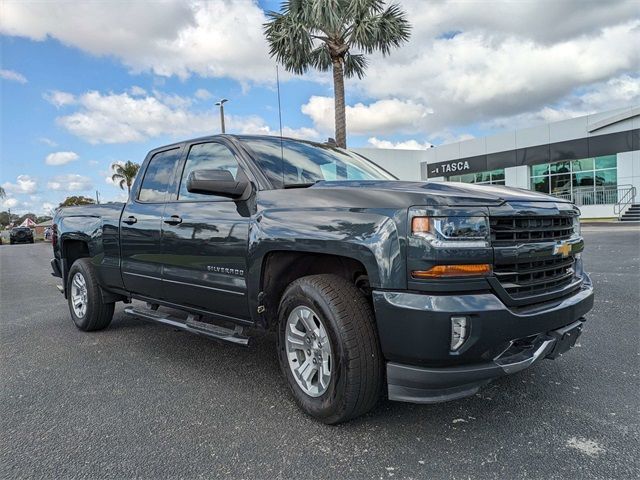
[240, 137, 396, 188]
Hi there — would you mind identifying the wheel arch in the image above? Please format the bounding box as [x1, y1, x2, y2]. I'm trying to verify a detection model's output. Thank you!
[256, 250, 373, 329]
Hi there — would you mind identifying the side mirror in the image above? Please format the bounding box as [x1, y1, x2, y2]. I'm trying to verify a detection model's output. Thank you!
[186, 169, 251, 199]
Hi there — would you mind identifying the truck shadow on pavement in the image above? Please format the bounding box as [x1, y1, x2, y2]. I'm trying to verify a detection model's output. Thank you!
[105, 302, 565, 433]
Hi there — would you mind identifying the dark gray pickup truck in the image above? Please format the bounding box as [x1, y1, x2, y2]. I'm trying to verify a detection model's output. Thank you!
[51, 135, 594, 423]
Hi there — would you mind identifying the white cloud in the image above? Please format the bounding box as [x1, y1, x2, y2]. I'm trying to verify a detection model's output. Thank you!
[2, 175, 38, 194]
[41, 202, 56, 214]
[482, 75, 640, 131]
[44, 90, 76, 108]
[357, 18, 640, 131]
[47, 174, 93, 192]
[1, 0, 274, 83]
[403, 0, 639, 45]
[194, 88, 212, 100]
[129, 86, 147, 96]
[0, 68, 27, 83]
[1, 197, 19, 209]
[38, 137, 58, 147]
[54, 88, 316, 144]
[302, 96, 433, 136]
[281, 126, 321, 140]
[56, 90, 214, 143]
[45, 151, 79, 166]
[224, 115, 320, 140]
[367, 137, 433, 150]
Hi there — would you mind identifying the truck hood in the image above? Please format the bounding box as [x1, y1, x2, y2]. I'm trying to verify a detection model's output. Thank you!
[310, 180, 569, 207]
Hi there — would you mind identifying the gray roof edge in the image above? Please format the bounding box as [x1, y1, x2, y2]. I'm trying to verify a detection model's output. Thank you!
[587, 106, 640, 133]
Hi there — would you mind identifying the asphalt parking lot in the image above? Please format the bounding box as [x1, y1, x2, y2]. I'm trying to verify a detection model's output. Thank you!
[1, 226, 638, 479]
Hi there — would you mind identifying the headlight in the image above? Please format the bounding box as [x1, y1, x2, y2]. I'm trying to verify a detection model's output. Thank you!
[411, 216, 489, 248]
[572, 215, 581, 238]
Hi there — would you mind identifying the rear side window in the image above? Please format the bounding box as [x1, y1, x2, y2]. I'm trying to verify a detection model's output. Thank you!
[138, 148, 181, 202]
[178, 142, 245, 201]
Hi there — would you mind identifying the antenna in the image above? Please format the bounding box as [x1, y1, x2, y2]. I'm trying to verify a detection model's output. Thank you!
[276, 65, 285, 186]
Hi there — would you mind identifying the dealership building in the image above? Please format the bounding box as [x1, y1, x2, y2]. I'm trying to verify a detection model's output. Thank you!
[354, 106, 640, 220]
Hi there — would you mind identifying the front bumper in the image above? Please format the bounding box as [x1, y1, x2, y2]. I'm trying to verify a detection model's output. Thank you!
[387, 319, 584, 403]
[11, 236, 33, 243]
[373, 273, 593, 403]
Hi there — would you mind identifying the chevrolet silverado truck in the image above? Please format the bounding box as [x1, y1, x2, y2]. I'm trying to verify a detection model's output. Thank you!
[51, 135, 594, 423]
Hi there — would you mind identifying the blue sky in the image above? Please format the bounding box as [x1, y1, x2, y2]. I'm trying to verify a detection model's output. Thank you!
[1, 0, 638, 214]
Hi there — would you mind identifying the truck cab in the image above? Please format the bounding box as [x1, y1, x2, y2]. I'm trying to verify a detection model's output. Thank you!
[52, 135, 594, 423]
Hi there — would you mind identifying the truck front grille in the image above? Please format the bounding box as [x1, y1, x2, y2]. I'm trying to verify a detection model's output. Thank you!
[493, 254, 576, 299]
[490, 216, 574, 246]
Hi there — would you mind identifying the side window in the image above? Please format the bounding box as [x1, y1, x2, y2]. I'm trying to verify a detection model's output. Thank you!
[178, 142, 244, 201]
[138, 148, 181, 202]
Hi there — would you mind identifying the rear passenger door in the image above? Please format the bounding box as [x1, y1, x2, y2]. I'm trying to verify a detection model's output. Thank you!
[160, 141, 251, 321]
[120, 146, 182, 299]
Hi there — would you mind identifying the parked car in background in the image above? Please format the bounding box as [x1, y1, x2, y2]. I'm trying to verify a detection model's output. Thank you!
[51, 134, 594, 424]
[10, 227, 35, 244]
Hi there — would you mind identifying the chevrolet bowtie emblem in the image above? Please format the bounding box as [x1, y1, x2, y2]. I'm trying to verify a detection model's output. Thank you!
[553, 242, 572, 258]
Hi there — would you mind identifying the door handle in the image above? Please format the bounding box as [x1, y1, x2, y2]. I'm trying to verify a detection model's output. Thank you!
[164, 215, 183, 226]
[123, 216, 137, 225]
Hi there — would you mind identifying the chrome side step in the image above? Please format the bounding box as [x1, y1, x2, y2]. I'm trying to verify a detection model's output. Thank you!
[123, 306, 250, 346]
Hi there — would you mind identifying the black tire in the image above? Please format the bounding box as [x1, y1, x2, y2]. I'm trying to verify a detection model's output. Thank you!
[277, 274, 383, 424]
[67, 258, 114, 331]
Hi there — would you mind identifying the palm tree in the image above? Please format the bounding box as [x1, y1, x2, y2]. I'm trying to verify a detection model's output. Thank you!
[111, 161, 141, 195]
[264, 0, 411, 148]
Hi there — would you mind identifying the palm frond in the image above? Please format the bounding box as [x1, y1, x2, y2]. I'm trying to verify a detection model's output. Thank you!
[343, 53, 368, 79]
[349, 3, 411, 55]
[309, 45, 333, 72]
[265, 18, 310, 73]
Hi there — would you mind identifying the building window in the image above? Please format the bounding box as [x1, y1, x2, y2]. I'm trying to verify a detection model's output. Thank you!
[529, 155, 618, 204]
[448, 169, 505, 185]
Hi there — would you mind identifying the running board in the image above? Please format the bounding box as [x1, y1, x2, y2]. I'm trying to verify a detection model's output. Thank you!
[123, 306, 250, 346]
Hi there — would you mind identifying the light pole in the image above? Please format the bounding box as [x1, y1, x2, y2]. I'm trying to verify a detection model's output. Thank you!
[215, 98, 228, 134]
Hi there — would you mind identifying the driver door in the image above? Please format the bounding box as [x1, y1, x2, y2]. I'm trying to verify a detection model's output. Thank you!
[160, 141, 252, 322]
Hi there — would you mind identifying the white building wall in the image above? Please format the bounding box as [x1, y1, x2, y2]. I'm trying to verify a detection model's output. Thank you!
[351, 147, 425, 180]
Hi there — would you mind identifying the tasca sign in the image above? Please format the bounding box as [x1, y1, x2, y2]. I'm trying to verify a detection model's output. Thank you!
[426, 155, 487, 178]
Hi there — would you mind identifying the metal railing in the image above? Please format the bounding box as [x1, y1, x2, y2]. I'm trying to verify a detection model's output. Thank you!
[614, 185, 637, 219]
[552, 185, 636, 208]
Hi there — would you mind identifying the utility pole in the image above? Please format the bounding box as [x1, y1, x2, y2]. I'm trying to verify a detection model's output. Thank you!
[215, 99, 228, 133]
[96, 190, 100, 204]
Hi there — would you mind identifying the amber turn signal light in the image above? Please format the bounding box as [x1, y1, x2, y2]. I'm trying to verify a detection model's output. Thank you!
[411, 264, 491, 279]
[411, 216, 431, 234]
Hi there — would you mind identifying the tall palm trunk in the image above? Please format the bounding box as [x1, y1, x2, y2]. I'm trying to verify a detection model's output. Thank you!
[332, 59, 347, 148]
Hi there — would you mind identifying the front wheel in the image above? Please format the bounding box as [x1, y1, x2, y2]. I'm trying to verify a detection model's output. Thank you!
[67, 258, 114, 331]
[277, 274, 383, 424]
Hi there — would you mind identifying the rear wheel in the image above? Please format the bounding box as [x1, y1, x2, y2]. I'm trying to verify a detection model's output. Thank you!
[277, 274, 383, 424]
[67, 258, 114, 331]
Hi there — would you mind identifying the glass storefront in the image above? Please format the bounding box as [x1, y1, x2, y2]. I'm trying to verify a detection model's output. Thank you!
[448, 168, 505, 185]
[529, 155, 617, 204]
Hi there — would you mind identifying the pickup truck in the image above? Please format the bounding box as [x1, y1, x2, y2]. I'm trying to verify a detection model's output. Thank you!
[51, 135, 594, 424]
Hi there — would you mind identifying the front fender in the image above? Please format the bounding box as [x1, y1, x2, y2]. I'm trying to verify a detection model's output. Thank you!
[246, 208, 406, 315]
